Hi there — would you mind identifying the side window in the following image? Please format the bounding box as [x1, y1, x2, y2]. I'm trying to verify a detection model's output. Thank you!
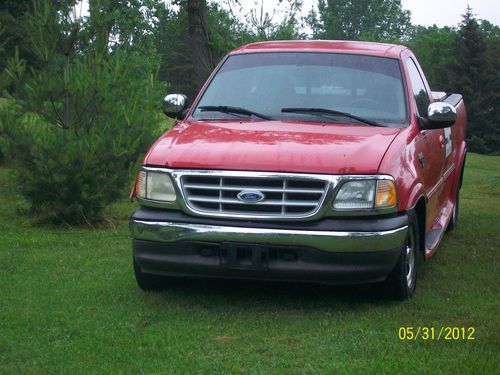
[406, 58, 430, 116]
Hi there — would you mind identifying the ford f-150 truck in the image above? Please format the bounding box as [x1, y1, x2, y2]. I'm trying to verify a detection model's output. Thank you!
[129, 40, 467, 299]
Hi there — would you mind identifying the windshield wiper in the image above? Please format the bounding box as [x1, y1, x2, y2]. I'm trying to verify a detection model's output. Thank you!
[199, 105, 272, 120]
[281, 107, 384, 127]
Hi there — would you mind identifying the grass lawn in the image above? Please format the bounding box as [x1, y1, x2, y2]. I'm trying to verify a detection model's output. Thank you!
[0, 153, 498, 374]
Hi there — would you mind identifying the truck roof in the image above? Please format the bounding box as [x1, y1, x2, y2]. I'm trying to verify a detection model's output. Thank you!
[230, 40, 407, 59]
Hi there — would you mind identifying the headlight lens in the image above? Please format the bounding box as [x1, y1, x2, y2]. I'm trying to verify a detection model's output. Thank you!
[333, 178, 397, 210]
[136, 170, 176, 202]
[333, 180, 375, 209]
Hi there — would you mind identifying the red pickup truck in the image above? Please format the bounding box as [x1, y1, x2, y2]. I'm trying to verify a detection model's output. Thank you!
[129, 40, 467, 299]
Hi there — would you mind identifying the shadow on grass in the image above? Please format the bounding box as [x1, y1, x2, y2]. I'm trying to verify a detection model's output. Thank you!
[138, 276, 400, 313]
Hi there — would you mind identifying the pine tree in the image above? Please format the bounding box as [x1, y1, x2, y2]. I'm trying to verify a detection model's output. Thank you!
[1, 0, 165, 224]
[452, 6, 499, 154]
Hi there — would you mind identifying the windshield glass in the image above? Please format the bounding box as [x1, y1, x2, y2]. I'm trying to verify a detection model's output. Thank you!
[191, 52, 407, 126]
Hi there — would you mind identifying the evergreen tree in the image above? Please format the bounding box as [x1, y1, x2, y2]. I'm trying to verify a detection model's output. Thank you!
[1, 0, 165, 224]
[452, 7, 499, 154]
[406, 26, 455, 91]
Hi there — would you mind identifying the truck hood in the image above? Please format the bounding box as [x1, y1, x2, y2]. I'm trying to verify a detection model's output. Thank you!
[144, 120, 401, 174]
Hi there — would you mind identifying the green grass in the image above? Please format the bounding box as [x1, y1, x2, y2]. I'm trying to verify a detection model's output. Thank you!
[0, 154, 499, 374]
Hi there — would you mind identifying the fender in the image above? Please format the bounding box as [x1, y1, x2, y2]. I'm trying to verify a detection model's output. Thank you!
[404, 180, 426, 211]
[446, 141, 467, 201]
[455, 142, 467, 190]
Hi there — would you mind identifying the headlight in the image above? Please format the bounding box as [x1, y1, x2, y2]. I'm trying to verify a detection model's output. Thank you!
[333, 178, 397, 210]
[136, 170, 176, 202]
[333, 180, 375, 209]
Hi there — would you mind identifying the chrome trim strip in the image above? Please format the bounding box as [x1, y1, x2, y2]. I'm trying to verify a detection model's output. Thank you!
[426, 177, 443, 200]
[443, 164, 455, 180]
[130, 219, 408, 253]
[183, 184, 325, 194]
[187, 196, 318, 206]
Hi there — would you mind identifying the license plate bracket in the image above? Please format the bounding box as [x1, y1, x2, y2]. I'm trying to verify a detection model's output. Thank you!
[220, 242, 269, 269]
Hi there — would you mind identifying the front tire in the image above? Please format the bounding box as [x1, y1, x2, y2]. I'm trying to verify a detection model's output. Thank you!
[133, 257, 168, 291]
[387, 211, 419, 300]
[447, 186, 460, 232]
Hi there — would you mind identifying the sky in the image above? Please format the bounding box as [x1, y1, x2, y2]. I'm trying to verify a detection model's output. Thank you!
[240, 0, 500, 28]
[76, 0, 500, 28]
[401, 0, 499, 26]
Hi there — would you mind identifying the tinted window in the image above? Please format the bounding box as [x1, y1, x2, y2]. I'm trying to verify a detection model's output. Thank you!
[406, 58, 430, 116]
[192, 53, 407, 126]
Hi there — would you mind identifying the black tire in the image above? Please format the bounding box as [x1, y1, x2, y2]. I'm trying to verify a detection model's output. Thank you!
[387, 211, 419, 300]
[446, 186, 460, 232]
[133, 257, 168, 291]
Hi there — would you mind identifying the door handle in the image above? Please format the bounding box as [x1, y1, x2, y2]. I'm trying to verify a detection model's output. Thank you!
[439, 135, 445, 149]
[418, 152, 425, 167]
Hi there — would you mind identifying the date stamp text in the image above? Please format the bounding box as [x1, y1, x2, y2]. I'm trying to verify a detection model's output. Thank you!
[398, 326, 475, 341]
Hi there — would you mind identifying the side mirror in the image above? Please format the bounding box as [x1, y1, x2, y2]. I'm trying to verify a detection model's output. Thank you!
[421, 102, 457, 129]
[163, 93, 188, 119]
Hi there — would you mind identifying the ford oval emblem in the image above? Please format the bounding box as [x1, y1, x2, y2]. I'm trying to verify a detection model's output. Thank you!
[237, 190, 265, 203]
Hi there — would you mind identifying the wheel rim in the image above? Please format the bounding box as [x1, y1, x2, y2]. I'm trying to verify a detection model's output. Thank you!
[406, 228, 416, 289]
[453, 196, 459, 224]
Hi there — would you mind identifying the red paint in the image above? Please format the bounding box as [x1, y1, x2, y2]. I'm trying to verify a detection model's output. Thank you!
[144, 120, 400, 174]
[230, 40, 406, 58]
[138, 41, 467, 258]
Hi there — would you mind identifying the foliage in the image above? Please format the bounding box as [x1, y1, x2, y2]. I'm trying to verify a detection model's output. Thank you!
[403, 9, 499, 154]
[1, 1, 165, 224]
[156, 1, 254, 98]
[0, 0, 78, 87]
[408, 8, 500, 155]
[248, 0, 305, 40]
[450, 9, 500, 154]
[156, 0, 306, 99]
[308, 0, 412, 41]
[406, 26, 456, 91]
[0, 0, 39, 77]
[0, 98, 10, 163]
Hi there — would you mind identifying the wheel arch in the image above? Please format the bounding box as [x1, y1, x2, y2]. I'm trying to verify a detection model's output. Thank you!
[408, 195, 426, 261]
[459, 151, 467, 189]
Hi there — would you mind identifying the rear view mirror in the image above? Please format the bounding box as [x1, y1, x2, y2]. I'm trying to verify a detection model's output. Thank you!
[421, 102, 457, 129]
[163, 93, 188, 119]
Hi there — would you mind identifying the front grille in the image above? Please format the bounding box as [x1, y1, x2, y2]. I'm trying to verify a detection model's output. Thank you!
[180, 173, 329, 218]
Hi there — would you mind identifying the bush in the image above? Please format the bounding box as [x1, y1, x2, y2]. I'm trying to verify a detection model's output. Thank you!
[0, 98, 8, 163]
[3, 51, 165, 224]
[0, 99, 22, 165]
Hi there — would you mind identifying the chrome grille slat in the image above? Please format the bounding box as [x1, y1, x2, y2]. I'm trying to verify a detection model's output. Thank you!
[282, 179, 287, 215]
[180, 172, 330, 219]
[182, 184, 324, 194]
[187, 196, 318, 206]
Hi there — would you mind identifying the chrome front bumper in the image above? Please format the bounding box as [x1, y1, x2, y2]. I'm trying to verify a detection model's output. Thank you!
[130, 219, 408, 253]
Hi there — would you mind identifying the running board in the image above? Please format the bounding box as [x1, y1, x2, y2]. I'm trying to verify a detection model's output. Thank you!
[425, 198, 454, 258]
[425, 227, 445, 257]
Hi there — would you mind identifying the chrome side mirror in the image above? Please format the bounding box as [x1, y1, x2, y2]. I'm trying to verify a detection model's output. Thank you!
[423, 102, 457, 129]
[163, 93, 188, 119]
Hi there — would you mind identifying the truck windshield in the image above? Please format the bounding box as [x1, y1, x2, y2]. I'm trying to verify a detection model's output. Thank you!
[191, 52, 407, 126]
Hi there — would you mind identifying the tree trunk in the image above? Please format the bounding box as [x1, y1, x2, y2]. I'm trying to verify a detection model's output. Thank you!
[187, 0, 213, 92]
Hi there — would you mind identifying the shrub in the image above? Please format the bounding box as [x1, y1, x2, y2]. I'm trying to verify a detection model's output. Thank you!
[0, 98, 8, 163]
[0, 1, 167, 224]
[3, 51, 165, 224]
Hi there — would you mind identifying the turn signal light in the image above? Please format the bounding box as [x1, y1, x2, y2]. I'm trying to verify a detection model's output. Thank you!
[375, 180, 397, 208]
